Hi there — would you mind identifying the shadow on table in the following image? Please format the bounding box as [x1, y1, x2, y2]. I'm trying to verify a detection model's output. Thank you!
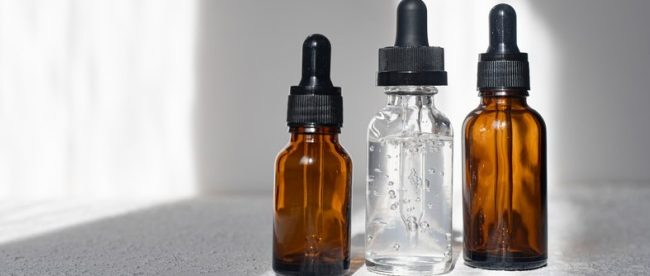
[4, 184, 649, 275]
[348, 233, 366, 275]
[0, 196, 272, 275]
[450, 229, 463, 272]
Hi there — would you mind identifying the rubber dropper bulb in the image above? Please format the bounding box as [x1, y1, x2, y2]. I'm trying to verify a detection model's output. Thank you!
[297, 34, 334, 91]
[395, 0, 429, 47]
[477, 4, 529, 90]
[487, 4, 520, 54]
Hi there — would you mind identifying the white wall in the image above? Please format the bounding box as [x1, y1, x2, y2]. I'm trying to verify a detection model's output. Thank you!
[194, 0, 396, 194]
[0, 0, 196, 198]
[195, 1, 528, 194]
[196, 0, 650, 193]
[527, 0, 650, 183]
[0, 0, 648, 198]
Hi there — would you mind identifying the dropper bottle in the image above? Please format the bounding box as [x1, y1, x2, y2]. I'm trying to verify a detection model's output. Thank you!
[273, 34, 352, 276]
[365, 0, 453, 274]
[462, 4, 547, 270]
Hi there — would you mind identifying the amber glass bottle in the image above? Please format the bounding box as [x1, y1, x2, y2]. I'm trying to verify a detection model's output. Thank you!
[273, 34, 352, 276]
[463, 4, 547, 270]
[274, 126, 352, 275]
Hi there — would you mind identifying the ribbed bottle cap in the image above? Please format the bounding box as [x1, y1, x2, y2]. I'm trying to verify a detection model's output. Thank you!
[477, 4, 530, 90]
[287, 34, 343, 127]
[378, 0, 447, 86]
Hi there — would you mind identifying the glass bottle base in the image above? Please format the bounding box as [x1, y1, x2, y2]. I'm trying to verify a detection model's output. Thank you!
[366, 256, 452, 275]
[273, 257, 349, 276]
[464, 251, 547, 271]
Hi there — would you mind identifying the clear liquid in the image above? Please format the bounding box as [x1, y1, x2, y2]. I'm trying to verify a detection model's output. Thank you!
[366, 134, 453, 275]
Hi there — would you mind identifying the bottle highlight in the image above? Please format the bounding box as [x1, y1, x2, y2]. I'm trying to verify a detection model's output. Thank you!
[273, 34, 352, 276]
[462, 4, 548, 270]
[365, 0, 453, 274]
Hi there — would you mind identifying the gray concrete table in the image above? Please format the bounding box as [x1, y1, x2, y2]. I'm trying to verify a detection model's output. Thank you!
[1, 182, 648, 275]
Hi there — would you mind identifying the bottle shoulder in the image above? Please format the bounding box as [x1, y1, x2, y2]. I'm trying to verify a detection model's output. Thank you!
[525, 106, 547, 130]
[368, 105, 453, 140]
[330, 141, 352, 165]
[463, 105, 546, 133]
[465, 102, 543, 117]
[276, 139, 351, 167]
[275, 143, 294, 164]
[463, 106, 484, 126]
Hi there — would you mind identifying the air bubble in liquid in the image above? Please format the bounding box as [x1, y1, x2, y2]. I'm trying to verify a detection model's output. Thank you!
[389, 113, 399, 121]
[420, 221, 430, 229]
[408, 169, 422, 187]
[406, 216, 418, 231]
[366, 135, 452, 270]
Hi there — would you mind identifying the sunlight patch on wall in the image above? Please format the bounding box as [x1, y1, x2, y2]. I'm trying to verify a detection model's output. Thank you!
[0, 0, 197, 199]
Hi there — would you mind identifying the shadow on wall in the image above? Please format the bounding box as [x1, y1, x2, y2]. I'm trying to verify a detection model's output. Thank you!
[528, 0, 650, 183]
[194, 0, 650, 195]
[194, 1, 396, 194]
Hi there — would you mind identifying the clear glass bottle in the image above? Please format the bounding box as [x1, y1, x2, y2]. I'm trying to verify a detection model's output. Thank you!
[366, 86, 453, 275]
[365, 1, 452, 274]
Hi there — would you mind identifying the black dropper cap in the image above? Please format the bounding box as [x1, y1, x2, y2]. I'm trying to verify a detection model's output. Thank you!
[378, 0, 447, 87]
[287, 34, 343, 127]
[478, 4, 530, 90]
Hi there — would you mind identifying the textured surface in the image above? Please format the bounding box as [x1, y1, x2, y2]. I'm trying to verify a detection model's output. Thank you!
[357, 182, 650, 275]
[0, 196, 271, 275]
[1, 183, 650, 275]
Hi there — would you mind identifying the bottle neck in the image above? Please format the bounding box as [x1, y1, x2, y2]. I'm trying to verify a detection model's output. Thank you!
[479, 89, 529, 109]
[384, 86, 438, 95]
[384, 86, 437, 107]
[289, 126, 340, 143]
